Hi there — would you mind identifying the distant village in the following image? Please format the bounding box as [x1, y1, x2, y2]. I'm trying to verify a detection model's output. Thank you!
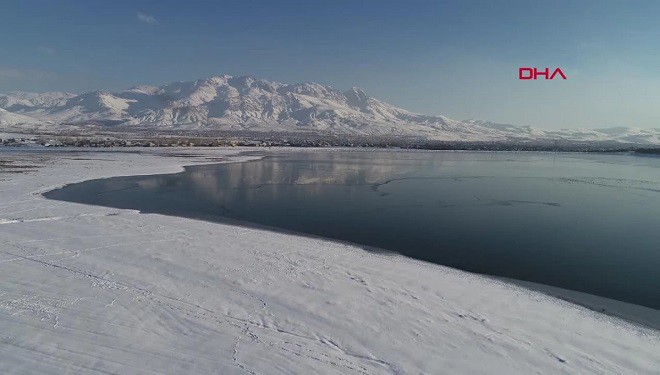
[1, 132, 658, 153]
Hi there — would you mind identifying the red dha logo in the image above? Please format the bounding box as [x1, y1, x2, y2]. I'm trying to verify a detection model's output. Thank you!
[519, 67, 567, 80]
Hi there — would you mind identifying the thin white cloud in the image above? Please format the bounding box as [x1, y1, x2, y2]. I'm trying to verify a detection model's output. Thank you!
[137, 12, 158, 25]
[38, 46, 56, 55]
[0, 67, 57, 86]
[0, 68, 26, 80]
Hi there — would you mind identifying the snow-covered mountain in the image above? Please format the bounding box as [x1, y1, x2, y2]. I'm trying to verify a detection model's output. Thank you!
[463, 120, 660, 145]
[1, 75, 658, 144]
[0, 108, 42, 127]
[0, 75, 483, 139]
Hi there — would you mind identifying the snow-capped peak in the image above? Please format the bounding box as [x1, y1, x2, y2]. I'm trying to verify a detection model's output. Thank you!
[0, 75, 658, 144]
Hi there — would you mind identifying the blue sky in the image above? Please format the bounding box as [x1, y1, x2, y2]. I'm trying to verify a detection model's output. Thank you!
[1, 0, 659, 129]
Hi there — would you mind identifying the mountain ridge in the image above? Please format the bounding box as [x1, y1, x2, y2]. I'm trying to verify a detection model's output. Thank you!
[1, 75, 658, 144]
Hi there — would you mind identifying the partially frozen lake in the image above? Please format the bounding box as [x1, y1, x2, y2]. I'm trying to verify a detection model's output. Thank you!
[45, 150, 660, 309]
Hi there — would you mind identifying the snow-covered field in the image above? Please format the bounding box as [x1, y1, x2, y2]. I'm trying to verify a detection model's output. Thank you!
[0, 147, 658, 374]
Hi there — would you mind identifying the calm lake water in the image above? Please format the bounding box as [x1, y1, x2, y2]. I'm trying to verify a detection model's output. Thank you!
[44, 150, 660, 309]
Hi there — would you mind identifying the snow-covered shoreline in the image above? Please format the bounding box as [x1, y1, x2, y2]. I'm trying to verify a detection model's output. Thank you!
[1, 147, 658, 374]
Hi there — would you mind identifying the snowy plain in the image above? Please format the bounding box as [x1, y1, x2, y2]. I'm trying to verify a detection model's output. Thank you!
[0, 147, 658, 374]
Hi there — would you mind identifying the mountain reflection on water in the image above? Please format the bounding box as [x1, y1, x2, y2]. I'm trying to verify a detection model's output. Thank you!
[45, 150, 660, 309]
